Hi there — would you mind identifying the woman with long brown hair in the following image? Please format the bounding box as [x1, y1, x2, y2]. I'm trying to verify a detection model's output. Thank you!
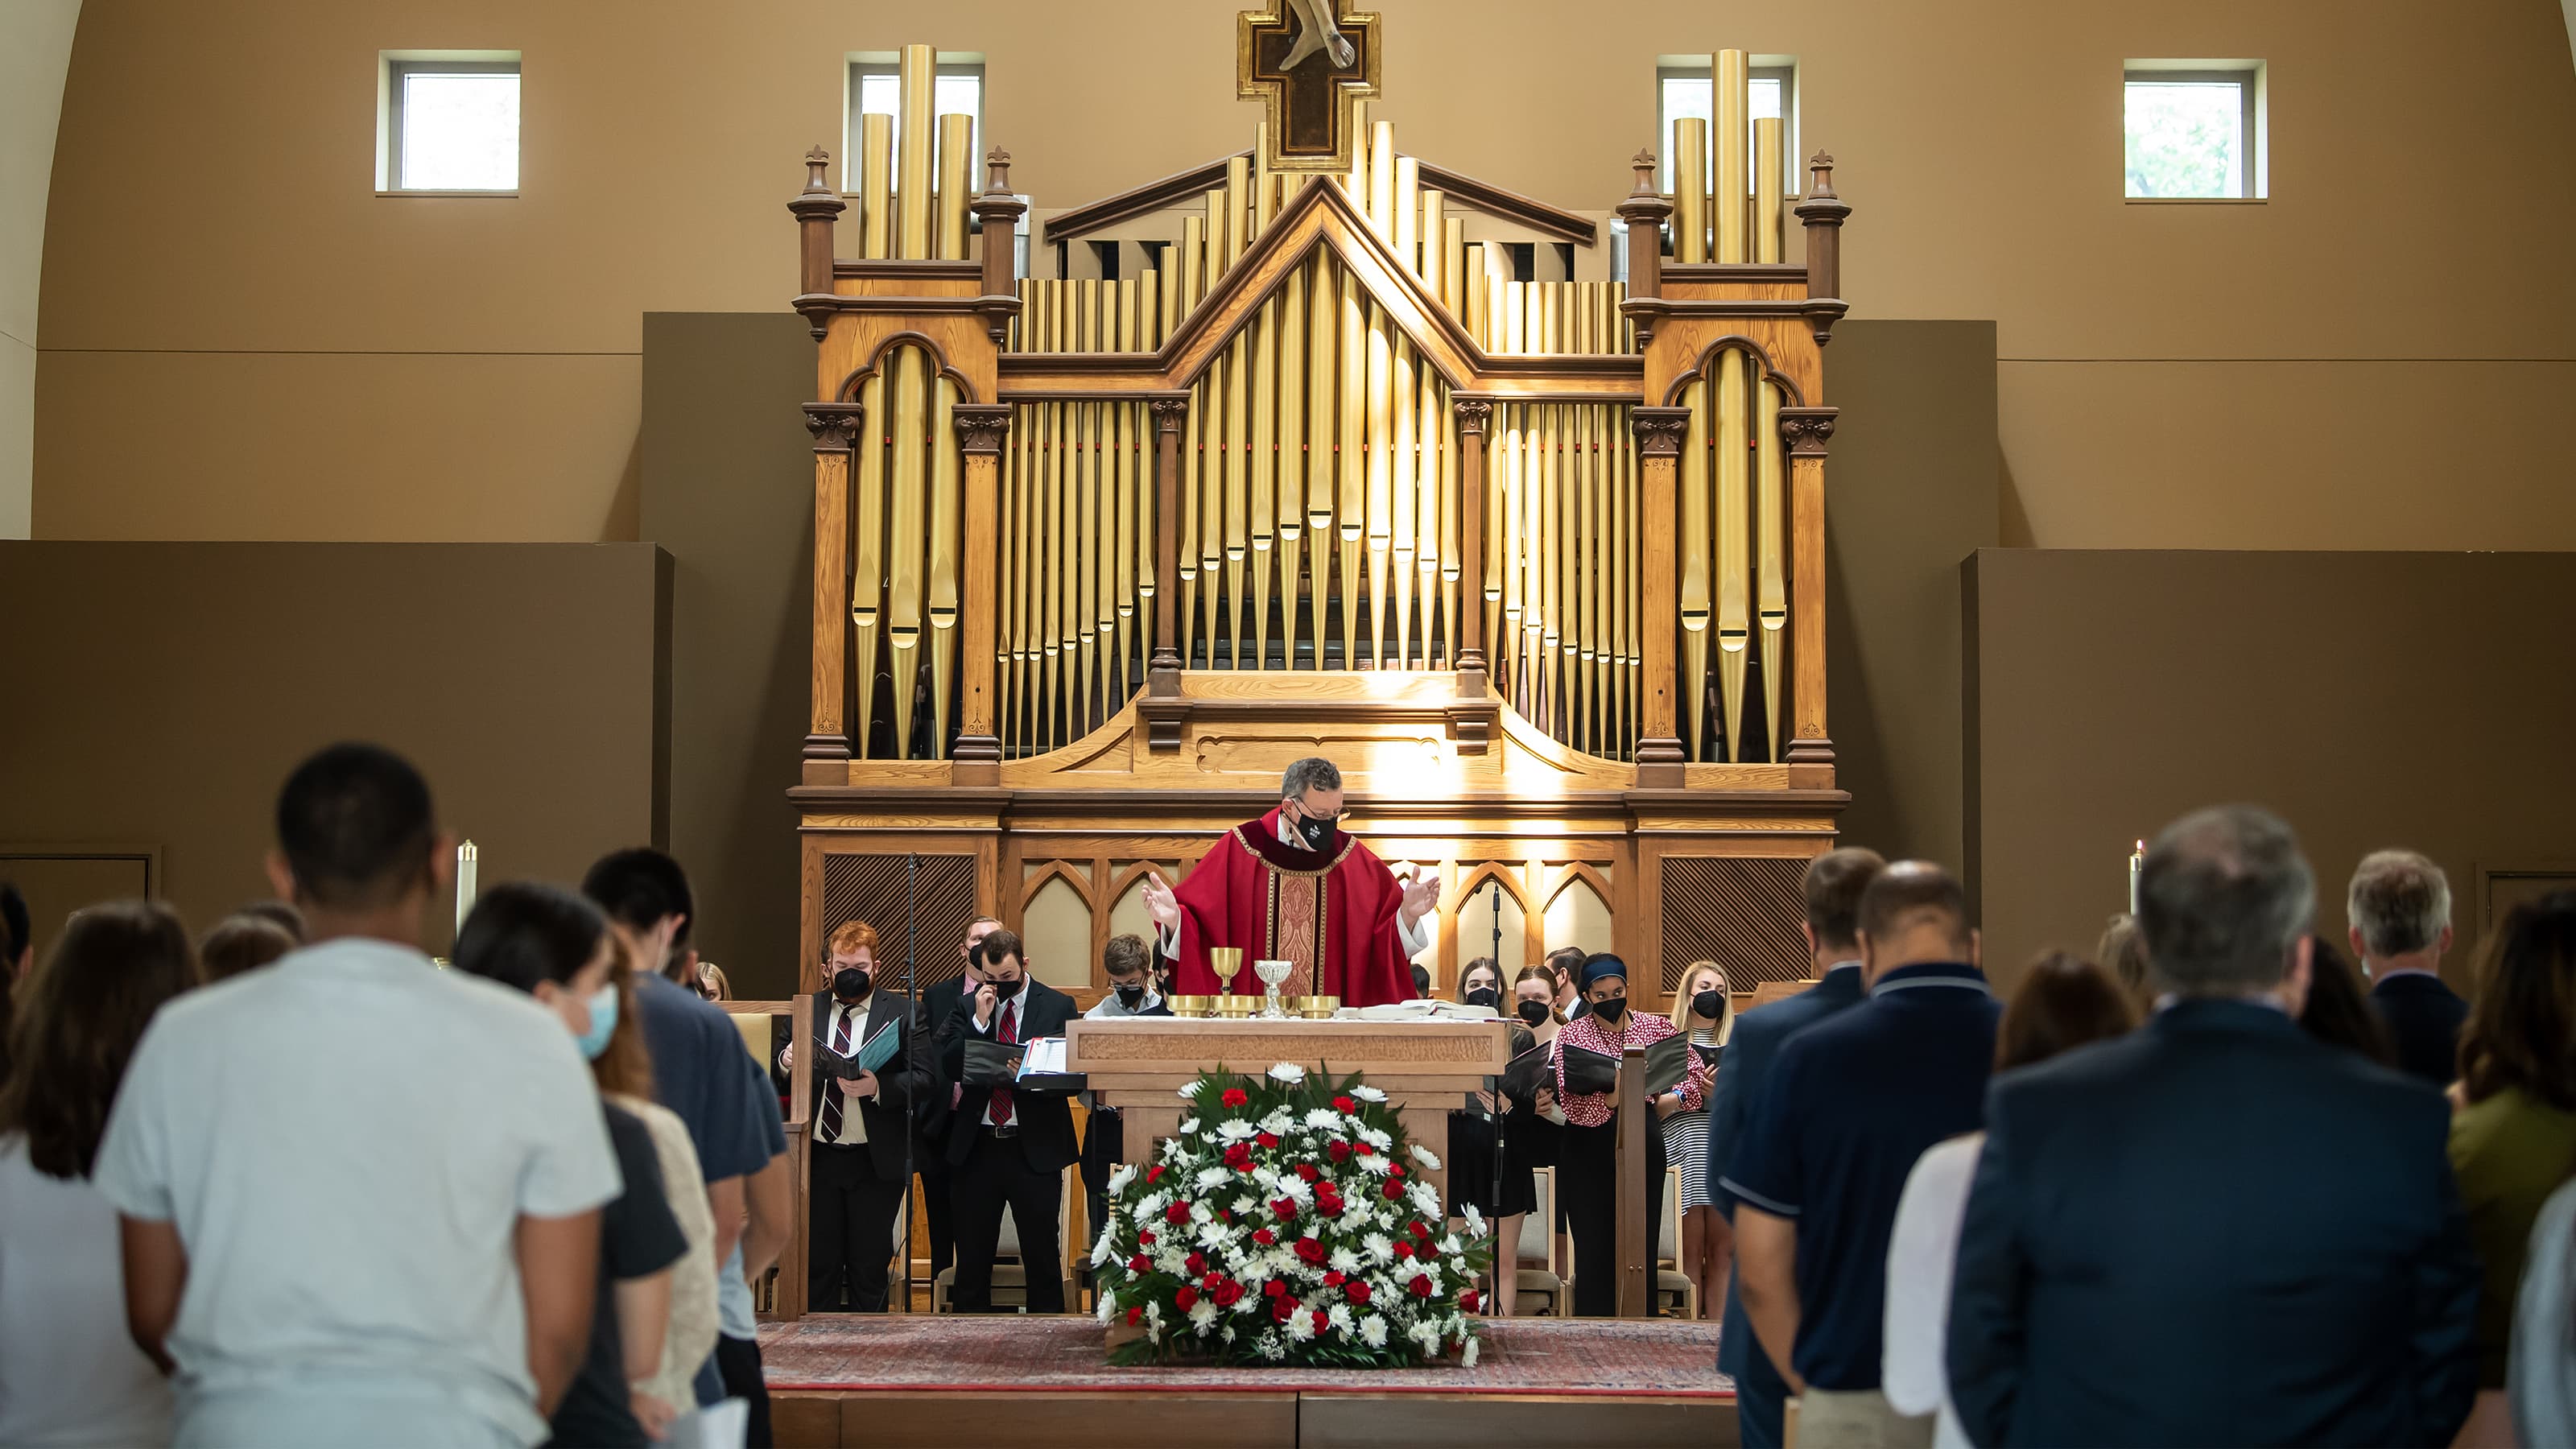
[0, 902, 200, 1447]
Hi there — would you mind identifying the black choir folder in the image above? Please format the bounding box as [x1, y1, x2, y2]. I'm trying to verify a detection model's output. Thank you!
[1554, 1035, 1695, 1099]
[964, 1037, 1086, 1095]
[1501, 1041, 1554, 1104]
[811, 1016, 902, 1080]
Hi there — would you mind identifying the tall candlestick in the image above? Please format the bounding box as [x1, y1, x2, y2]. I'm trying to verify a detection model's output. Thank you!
[456, 840, 480, 941]
[2128, 839, 2144, 919]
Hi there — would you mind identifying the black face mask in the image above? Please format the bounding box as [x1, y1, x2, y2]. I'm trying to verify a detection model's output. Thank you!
[1515, 998, 1552, 1027]
[1591, 995, 1627, 1025]
[1116, 982, 1148, 1006]
[1693, 989, 1727, 1022]
[989, 976, 1024, 1001]
[1291, 807, 1337, 851]
[1463, 986, 1500, 1010]
[833, 967, 871, 1001]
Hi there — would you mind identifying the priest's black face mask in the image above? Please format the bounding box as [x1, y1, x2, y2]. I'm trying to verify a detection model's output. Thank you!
[1285, 788, 1344, 852]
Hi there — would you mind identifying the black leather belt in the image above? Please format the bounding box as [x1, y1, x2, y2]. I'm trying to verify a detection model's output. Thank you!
[985, 1125, 1021, 1139]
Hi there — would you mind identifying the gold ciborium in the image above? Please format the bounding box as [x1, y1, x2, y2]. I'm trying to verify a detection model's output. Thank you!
[1166, 994, 1219, 1018]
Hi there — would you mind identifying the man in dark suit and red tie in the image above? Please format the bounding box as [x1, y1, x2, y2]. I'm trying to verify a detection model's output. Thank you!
[938, 928, 1079, 1313]
[777, 919, 931, 1312]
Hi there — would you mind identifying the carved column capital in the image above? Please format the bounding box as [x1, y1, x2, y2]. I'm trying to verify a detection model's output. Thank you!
[952, 403, 1011, 456]
[803, 402, 865, 450]
[1150, 396, 1191, 433]
[1777, 406, 1839, 458]
[1452, 398, 1492, 435]
[1631, 406, 1692, 458]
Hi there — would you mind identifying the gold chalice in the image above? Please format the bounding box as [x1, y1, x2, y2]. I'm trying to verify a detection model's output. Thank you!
[1208, 947, 1245, 995]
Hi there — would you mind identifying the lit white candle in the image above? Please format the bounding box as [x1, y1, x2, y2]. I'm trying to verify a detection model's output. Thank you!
[456, 840, 480, 939]
[2128, 839, 2144, 919]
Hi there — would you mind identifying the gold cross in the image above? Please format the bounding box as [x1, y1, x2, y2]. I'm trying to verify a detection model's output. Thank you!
[1237, 0, 1381, 173]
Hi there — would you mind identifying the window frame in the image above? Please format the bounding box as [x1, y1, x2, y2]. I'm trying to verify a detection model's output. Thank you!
[844, 55, 988, 196]
[378, 54, 522, 196]
[2122, 60, 2268, 202]
[1653, 59, 1798, 197]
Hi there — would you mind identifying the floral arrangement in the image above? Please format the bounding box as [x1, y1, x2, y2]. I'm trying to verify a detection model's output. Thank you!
[1092, 1062, 1495, 1367]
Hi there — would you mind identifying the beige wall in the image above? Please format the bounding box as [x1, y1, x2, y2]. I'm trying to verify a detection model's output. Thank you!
[2, 0, 80, 540]
[31, 0, 2576, 547]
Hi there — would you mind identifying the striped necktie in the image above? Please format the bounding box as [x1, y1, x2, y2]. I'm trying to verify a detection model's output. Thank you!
[818, 1004, 856, 1143]
[989, 999, 1018, 1129]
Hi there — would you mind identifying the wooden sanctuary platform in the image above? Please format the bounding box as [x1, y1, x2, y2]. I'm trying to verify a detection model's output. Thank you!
[760, 1316, 1737, 1448]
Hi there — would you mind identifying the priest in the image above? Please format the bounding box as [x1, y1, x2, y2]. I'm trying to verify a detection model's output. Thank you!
[1141, 757, 1439, 1009]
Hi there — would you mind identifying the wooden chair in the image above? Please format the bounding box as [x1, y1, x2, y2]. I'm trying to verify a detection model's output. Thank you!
[1654, 1165, 1699, 1319]
[930, 1166, 1076, 1312]
[1512, 1165, 1565, 1315]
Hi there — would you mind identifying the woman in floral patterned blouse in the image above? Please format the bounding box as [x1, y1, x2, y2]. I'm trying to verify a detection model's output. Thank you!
[1552, 953, 1711, 1316]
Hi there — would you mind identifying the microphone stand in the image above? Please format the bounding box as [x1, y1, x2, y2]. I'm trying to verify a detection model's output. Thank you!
[899, 852, 919, 1313]
[1487, 880, 1509, 1315]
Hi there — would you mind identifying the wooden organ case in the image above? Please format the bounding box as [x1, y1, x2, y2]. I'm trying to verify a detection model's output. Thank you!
[786, 42, 1855, 1010]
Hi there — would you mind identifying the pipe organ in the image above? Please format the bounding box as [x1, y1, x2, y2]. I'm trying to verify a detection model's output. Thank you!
[786, 39, 1854, 1080]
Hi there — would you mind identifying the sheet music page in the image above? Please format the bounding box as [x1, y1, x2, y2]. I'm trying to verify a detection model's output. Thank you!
[1018, 1036, 1069, 1076]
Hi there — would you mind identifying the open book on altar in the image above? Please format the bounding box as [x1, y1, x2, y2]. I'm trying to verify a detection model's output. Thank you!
[811, 1014, 902, 1080]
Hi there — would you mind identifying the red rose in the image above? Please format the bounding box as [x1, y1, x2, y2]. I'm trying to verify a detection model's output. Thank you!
[1126, 1305, 1145, 1325]
[1393, 1240, 1415, 1260]
[1333, 1095, 1357, 1113]
[1345, 1279, 1373, 1306]
[1137, 1230, 1156, 1246]
[1409, 1220, 1431, 1239]
[1271, 1197, 1299, 1221]
[1185, 1252, 1207, 1277]
[1270, 1294, 1298, 1323]
[1217, 1209, 1232, 1221]
[1202, 1270, 1223, 1290]
[1264, 1279, 1284, 1298]
[1407, 1274, 1435, 1298]
[1128, 1253, 1151, 1274]
[1221, 1088, 1250, 1107]
[1355, 1142, 1374, 1157]
[1175, 1285, 1199, 1311]
[1327, 1141, 1354, 1162]
[1212, 1280, 1245, 1307]
[1257, 1131, 1281, 1148]
[1382, 1180, 1405, 1201]
[1311, 1308, 1330, 1332]
[1460, 1289, 1482, 1313]
[1294, 1162, 1320, 1183]
[1294, 1236, 1326, 1264]
[1165, 1203, 1191, 1225]
[1253, 1227, 1278, 1246]
[1223, 1142, 1253, 1170]
[1146, 1165, 1166, 1183]
[1388, 1163, 1406, 1179]
[1323, 1269, 1345, 1287]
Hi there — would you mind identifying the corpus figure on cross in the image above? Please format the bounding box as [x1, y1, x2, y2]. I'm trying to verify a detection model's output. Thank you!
[1141, 756, 1439, 1009]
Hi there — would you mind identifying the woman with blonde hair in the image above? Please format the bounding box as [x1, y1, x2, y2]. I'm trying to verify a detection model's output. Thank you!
[1666, 960, 1732, 1316]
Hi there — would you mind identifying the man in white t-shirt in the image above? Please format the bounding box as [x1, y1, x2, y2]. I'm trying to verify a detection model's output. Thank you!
[94, 742, 621, 1447]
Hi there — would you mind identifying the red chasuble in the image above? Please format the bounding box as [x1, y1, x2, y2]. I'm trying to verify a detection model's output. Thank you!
[1168, 807, 1417, 1009]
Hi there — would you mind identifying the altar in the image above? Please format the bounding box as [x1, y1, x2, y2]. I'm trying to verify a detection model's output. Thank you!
[1065, 1014, 1516, 1207]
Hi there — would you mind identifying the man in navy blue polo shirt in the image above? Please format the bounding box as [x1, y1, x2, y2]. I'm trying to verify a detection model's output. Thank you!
[1724, 861, 2000, 1449]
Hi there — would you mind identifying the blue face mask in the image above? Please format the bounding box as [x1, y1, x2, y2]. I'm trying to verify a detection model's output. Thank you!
[575, 983, 619, 1062]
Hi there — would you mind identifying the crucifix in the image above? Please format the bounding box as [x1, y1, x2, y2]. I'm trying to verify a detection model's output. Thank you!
[1236, 0, 1381, 173]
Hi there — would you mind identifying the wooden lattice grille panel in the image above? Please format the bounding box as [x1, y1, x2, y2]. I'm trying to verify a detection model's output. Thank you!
[1658, 856, 1808, 991]
[821, 853, 977, 993]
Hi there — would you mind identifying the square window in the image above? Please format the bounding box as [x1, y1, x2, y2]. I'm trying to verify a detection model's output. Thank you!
[381, 56, 519, 192]
[2124, 63, 2265, 199]
[1654, 60, 1797, 196]
[848, 56, 985, 192]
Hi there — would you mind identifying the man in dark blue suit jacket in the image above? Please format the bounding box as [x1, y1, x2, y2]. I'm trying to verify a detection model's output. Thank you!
[2347, 848, 2469, 1086]
[1949, 807, 2478, 1448]
[1703, 847, 1885, 1449]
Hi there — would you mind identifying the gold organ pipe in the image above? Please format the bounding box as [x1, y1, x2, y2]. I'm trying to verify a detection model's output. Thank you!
[860, 114, 893, 261]
[896, 44, 935, 259]
[1674, 118, 1708, 266]
[1177, 216, 1204, 667]
[852, 372, 887, 756]
[1250, 291, 1278, 671]
[1113, 280, 1137, 705]
[1620, 405, 1639, 753]
[1485, 401, 1508, 684]
[1755, 117, 1785, 265]
[1521, 406, 1542, 710]
[1368, 120, 1395, 242]
[1538, 402, 1559, 727]
[928, 374, 961, 758]
[1418, 191, 1444, 296]
[1446, 217, 1466, 318]
[1678, 374, 1711, 761]
[935, 114, 972, 260]
[1589, 405, 1609, 753]
[1364, 299, 1392, 666]
[1220, 171, 1249, 669]
[1394, 155, 1420, 270]
[1305, 254, 1335, 661]
[1461, 244, 1486, 345]
[1504, 280, 1524, 353]
[886, 346, 927, 758]
[1439, 377, 1460, 671]
[1344, 101, 1369, 208]
[1757, 378, 1786, 761]
[1715, 48, 1749, 264]
[1715, 349, 1752, 758]
[1253, 121, 1275, 237]
[1004, 401, 1027, 750]
[1336, 266, 1364, 670]
[1202, 188, 1229, 666]
[1392, 333, 1416, 667]
[1278, 264, 1307, 669]
[1076, 282, 1100, 732]
[1415, 357, 1441, 668]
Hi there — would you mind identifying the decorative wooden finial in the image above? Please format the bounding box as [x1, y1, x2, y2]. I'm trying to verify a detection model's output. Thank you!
[802, 146, 832, 196]
[1629, 149, 1659, 196]
[1807, 151, 1838, 199]
[984, 147, 1013, 196]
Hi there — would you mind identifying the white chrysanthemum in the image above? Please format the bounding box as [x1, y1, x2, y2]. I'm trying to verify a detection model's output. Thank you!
[1409, 1320, 1443, 1352]
[1361, 1231, 1397, 1264]
[1459, 1203, 1487, 1238]
[1419, 1261, 1443, 1292]
[1096, 1292, 1117, 1323]
[1195, 1219, 1229, 1249]
[1189, 1299, 1220, 1331]
[1187, 1201, 1213, 1225]
[1090, 1229, 1116, 1266]
[1161, 1137, 1189, 1162]
[1221, 1325, 1238, 1344]
[1352, 1084, 1388, 1103]
[1136, 1191, 1166, 1220]
[1360, 1314, 1389, 1348]
[1249, 1165, 1281, 1191]
[1327, 1245, 1363, 1274]
[1278, 1174, 1313, 1203]
[1286, 1310, 1316, 1342]
[1303, 1108, 1348, 1133]
[1179, 1117, 1201, 1134]
[1106, 1162, 1137, 1194]
[1461, 1335, 1480, 1367]
[1356, 1125, 1393, 1150]
[1231, 1195, 1261, 1216]
[1327, 1302, 1356, 1333]
[1356, 1153, 1393, 1177]
[1179, 1079, 1204, 1098]
[1216, 1118, 1257, 1142]
[1146, 1299, 1165, 1326]
[1439, 1233, 1463, 1257]
[1260, 1108, 1294, 1132]
[1408, 1142, 1442, 1171]
[1267, 1063, 1307, 1084]
[1408, 1181, 1442, 1216]
[1157, 1249, 1190, 1275]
